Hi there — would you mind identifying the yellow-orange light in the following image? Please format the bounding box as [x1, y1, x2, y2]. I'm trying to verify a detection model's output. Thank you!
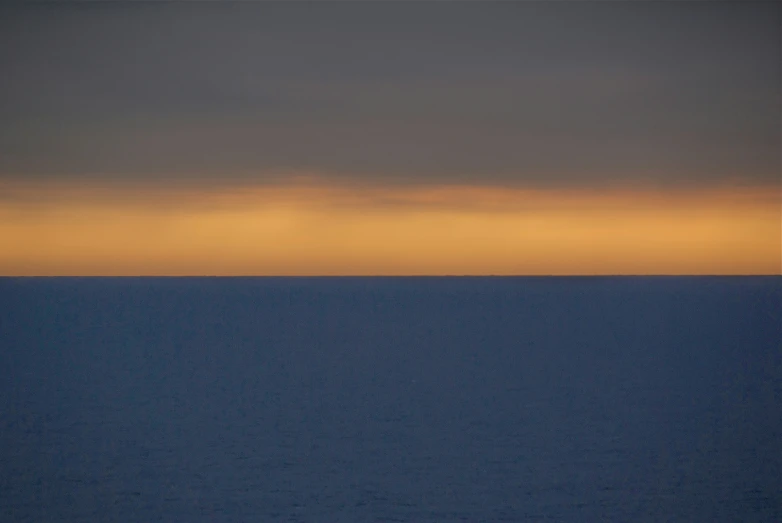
[0, 181, 779, 275]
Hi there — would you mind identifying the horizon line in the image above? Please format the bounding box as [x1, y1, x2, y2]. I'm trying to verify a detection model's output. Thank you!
[2, 274, 779, 279]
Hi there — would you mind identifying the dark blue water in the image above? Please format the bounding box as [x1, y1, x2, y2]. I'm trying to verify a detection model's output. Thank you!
[1, 277, 780, 522]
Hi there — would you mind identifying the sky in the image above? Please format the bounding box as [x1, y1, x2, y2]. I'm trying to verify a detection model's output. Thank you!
[0, 1, 780, 275]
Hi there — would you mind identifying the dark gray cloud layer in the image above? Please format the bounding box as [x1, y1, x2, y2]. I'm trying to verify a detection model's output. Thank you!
[1, 2, 779, 188]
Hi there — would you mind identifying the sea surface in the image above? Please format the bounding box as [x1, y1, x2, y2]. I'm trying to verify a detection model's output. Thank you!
[1, 277, 780, 522]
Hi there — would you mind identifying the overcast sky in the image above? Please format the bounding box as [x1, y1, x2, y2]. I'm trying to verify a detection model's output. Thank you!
[1, 1, 779, 189]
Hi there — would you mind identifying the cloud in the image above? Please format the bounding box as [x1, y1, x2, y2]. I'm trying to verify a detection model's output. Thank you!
[0, 1, 779, 188]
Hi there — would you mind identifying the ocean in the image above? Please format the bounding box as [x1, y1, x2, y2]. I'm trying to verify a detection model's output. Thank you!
[1, 277, 780, 522]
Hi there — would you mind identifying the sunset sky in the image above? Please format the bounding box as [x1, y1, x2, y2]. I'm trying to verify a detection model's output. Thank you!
[1, 1, 779, 275]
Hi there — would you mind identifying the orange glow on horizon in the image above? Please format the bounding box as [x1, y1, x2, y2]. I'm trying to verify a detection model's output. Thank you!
[0, 181, 779, 275]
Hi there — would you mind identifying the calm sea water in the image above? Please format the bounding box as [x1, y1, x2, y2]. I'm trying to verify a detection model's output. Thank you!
[1, 277, 780, 522]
